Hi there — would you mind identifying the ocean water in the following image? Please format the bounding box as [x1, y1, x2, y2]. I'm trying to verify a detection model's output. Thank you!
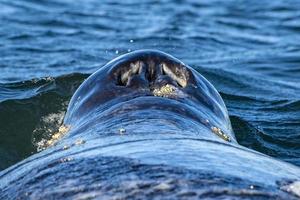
[0, 0, 299, 170]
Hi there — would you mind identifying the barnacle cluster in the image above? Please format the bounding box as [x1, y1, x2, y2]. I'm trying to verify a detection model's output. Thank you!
[153, 84, 177, 98]
[211, 126, 231, 142]
[46, 125, 70, 147]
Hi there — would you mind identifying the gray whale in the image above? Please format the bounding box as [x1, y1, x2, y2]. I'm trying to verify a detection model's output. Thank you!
[1, 50, 300, 199]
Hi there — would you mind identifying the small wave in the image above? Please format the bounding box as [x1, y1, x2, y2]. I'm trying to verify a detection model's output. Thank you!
[0, 73, 87, 170]
[231, 116, 300, 165]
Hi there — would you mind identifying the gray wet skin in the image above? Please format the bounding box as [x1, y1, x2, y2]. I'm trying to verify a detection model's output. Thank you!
[1, 50, 300, 199]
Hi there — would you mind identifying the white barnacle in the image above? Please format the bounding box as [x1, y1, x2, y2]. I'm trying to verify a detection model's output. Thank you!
[119, 128, 126, 134]
[75, 139, 86, 145]
[62, 145, 70, 150]
[60, 157, 73, 163]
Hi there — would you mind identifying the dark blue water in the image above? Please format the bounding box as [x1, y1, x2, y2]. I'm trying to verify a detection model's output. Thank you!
[0, 0, 300, 170]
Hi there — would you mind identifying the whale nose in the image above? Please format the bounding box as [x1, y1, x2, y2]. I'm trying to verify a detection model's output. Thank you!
[115, 58, 189, 91]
